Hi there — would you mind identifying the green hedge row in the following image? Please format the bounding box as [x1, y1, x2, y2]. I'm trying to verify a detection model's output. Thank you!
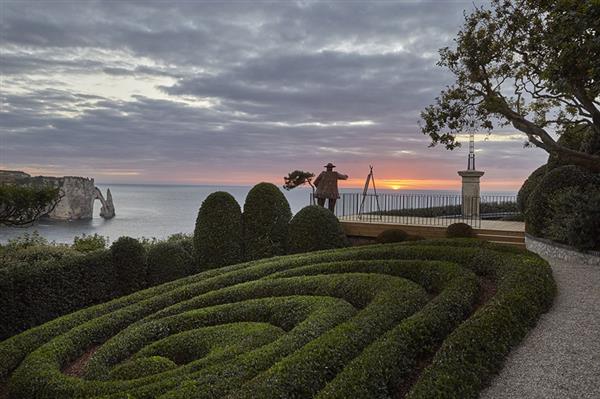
[0, 239, 554, 398]
[0, 237, 196, 340]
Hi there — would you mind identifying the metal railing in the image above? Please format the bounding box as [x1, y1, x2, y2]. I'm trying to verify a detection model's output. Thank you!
[328, 193, 518, 228]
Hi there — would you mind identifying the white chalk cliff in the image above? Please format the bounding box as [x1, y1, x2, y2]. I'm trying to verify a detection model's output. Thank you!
[0, 170, 115, 220]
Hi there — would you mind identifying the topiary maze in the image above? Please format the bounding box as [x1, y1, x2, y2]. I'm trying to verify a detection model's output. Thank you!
[0, 239, 555, 399]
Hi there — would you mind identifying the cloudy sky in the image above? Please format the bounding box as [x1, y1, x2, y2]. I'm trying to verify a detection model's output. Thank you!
[0, 0, 547, 191]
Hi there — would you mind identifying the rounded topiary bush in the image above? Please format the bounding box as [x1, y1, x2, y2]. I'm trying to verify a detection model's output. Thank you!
[287, 205, 349, 254]
[110, 236, 146, 295]
[517, 164, 546, 213]
[376, 229, 409, 244]
[110, 356, 177, 380]
[243, 182, 292, 260]
[546, 184, 600, 251]
[446, 223, 474, 238]
[194, 191, 243, 269]
[146, 241, 194, 286]
[525, 165, 599, 236]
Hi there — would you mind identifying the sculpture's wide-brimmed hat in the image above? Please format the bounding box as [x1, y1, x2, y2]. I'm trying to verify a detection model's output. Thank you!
[324, 162, 336, 168]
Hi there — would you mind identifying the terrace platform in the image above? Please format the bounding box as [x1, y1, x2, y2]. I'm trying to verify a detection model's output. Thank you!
[340, 216, 526, 248]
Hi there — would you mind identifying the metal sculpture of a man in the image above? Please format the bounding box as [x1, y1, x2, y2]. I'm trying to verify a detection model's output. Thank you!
[314, 163, 348, 212]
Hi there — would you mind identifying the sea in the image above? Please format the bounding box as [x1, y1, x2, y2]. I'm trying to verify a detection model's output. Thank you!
[0, 184, 516, 244]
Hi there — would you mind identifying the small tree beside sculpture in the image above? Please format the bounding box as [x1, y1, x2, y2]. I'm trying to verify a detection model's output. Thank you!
[283, 170, 316, 204]
[283, 164, 348, 211]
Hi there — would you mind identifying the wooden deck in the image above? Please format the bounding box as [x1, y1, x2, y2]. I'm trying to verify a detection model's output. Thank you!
[340, 216, 525, 247]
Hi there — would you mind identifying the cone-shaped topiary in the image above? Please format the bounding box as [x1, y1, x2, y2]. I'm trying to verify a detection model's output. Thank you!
[194, 191, 243, 269]
[446, 223, 474, 238]
[243, 182, 292, 260]
[287, 205, 349, 254]
[110, 236, 147, 295]
[146, 241, 194, 286]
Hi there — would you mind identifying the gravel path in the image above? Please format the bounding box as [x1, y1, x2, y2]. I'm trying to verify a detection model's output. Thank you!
[481, 254, 600, 399]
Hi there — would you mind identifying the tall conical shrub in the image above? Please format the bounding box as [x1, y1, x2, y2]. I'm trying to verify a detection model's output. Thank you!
[194, 191, 243, 269]
[243, 182, 292, 260]
[110, 236, 146, 295]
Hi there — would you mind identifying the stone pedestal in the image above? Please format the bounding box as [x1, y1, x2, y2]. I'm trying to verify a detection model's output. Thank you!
[458, 170, 484, 217]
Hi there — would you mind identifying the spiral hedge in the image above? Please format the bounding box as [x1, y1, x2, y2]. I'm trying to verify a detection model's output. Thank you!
[0, 239, 555, 399]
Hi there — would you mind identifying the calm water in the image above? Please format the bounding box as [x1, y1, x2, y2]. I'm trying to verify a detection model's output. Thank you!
[0, 184, 515, 244]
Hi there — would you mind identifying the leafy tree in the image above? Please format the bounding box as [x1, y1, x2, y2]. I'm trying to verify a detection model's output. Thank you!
[421, 0, 600, 172]
[0, 185, 62, 226]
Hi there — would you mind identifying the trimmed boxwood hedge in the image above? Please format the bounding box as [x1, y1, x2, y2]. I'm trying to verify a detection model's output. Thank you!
[546, 184, 600, 250]
[146, 241, 195, 286]
[0, 239, 554, 398]
[376, 228, 409, 243]
[111, 236, 147, 295]
[287, 205, 349, 253]
[0, 238, 197, 341]
[0, 249, 117, 340]
[243, 182, 292, 260]
[194, 191, 244, 269]
[446, 222, 474, 238]
[525, 165, 599, 236]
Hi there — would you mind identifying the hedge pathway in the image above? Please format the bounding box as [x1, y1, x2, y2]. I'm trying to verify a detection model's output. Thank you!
[0, 240, 555, 399]
[481, 254, 600, 399]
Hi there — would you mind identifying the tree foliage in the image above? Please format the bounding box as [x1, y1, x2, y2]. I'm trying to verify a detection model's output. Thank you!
[421, 0, 600, 171]
[283, 170, 315, 191]
[0, 185, 62, 226]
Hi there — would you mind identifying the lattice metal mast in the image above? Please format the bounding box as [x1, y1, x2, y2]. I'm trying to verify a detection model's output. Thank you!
[467, 131, 476, 170]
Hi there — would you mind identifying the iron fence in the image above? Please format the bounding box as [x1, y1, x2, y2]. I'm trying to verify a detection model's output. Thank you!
[326, 193, 518, 228]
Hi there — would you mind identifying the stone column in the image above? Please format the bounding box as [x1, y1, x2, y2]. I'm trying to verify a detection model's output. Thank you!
[457, 170, 484, 217]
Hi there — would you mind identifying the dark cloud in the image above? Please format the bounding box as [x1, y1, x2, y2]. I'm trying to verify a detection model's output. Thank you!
[0, 0, 546, 188]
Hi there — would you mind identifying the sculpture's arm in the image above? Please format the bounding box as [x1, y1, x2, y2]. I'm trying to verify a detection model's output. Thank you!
[314, 173, 323, 187]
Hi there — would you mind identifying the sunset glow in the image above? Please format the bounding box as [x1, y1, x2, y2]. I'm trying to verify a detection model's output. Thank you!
[0, 1, 548, 193]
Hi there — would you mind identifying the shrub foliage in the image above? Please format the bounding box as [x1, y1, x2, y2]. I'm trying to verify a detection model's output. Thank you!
[0, 236, 201, 341]
[0, 249, 116, 340]
[72, 233, 107, 253]
[525, 165, 599, 236]
[194, 191, 244, 269]
[376, 229, 409, 243]
[243, 182, 292, 260]
[146, 241, 194, 286]
[517, 164, 547, 213]
[0, 240, 555, 399]
[446, 222, 474, 238]
[287, 205, 349, 253]
[111, 236, 147, 295]
[546, 185, 600, 251]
